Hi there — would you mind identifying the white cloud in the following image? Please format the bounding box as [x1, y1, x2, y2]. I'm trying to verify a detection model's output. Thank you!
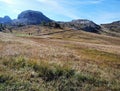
[0, 0, 16, 4]
[59, 0, 104, 5]
[85, 0, 104, 4]
[85, 11, 120, 24]
[36, 0, 79, 19]
[36, 0, 104, 19]
[96, 12, 120, 24]
[0, 0, 104, 20]
[0, 0, 119, 24]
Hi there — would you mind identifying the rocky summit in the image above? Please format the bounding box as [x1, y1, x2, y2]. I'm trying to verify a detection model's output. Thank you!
[13, 10, 52, 25]
[0, 16, 12, 24]
[58, 19, 101, 33]
[101, 21, 120, 33]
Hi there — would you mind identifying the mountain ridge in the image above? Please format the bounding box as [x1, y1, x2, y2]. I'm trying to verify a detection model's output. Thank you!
[57, 19, 101, 33]
[101, 21, 120, 33]
[0, 16, 12, 24]
[0, 10, 120, 34]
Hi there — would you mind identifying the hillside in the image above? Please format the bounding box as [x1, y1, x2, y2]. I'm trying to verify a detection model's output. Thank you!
[0, 26, 120, 90]
[101, 21, 120, 33]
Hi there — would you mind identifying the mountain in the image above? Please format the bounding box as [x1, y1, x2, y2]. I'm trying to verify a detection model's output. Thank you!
[58, 19, 101, 33]
[0, 16, 12, 24]
[101, 21, 120, 33]
[13, 10, 52, 25]
[11, 10, 101, 33]
[0, 10, 103, 33]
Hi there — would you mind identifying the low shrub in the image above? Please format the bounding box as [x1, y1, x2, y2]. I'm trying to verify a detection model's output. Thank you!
[2, 56, 27, 69]
[32, 61, 75, 81]
[0, 74, 13, 83]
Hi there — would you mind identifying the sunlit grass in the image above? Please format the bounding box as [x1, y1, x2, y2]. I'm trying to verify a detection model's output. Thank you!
[0, 56, 119, 91]
[0, 31, 120, 91]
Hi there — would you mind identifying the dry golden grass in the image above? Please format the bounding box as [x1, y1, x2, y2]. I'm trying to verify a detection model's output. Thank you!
[0, 27, 120, 91]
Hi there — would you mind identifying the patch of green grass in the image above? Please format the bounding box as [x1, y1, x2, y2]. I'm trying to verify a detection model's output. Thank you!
[2, 56, 28, 69]
[76, 73, 108, 86]
[29, 60, 75, 81]
[2, 56, 75, 81]
[81, 48, 120, 61]
[65, 44, 120, 63]
[0, 56, 120, 91]
[15, 33, 31, 37]
[0, 74, 13, 83]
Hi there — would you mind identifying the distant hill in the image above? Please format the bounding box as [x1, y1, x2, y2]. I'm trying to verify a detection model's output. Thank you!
[57, 19, 101, 33]
[12, 10, 52, 25]
[0, 16, 12, 24]
[101, 21, 120, 33]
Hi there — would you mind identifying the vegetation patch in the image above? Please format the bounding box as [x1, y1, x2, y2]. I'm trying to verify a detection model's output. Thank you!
[64, 44, 120, 66]
[0, 56, 119, 91]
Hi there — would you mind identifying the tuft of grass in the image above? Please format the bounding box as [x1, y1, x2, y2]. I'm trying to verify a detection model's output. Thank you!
[0, 74, 13, 83]
[76, 73, 108, 87]
[30, 60, 75, 81]
[2, 56, 28, 69]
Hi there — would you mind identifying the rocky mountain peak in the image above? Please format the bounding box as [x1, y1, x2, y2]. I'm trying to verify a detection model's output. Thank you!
[16, 10, 52, 25]
[71, 19, 92, 24]
[58, 19, 101, 33]
[101, 20, 120, 33]
[0, 16, 12, 24]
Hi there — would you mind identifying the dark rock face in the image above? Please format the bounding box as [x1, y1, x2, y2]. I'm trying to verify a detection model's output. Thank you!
[0, 16, 12, 24]
[58, 19, 101, 33]
[101, 21, 120, 33]
[14, 10, 52, 25]
[44, 22, 61, 28]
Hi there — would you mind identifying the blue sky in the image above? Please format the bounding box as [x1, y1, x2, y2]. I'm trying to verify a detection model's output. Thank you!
[0, 0, 120, 24]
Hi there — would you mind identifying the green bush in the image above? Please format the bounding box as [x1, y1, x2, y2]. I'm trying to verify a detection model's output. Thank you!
[76, 73, 108, 87]
[0, 74, 13, 83]
[2, 56, 28, 69]
[32, 61, 75, 81]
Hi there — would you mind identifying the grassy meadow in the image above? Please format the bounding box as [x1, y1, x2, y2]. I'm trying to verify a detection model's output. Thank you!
[0, 28, 120, 91]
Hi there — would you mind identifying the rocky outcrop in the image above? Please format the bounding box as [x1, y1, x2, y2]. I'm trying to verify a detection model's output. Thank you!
[0, 16, 12, 24]
[13, 10, 52, 25]
[58, 19, 101, 33]
[101, 21, 120, 33]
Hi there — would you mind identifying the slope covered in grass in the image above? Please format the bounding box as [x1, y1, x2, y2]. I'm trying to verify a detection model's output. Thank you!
[0, 31, 120, 91]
